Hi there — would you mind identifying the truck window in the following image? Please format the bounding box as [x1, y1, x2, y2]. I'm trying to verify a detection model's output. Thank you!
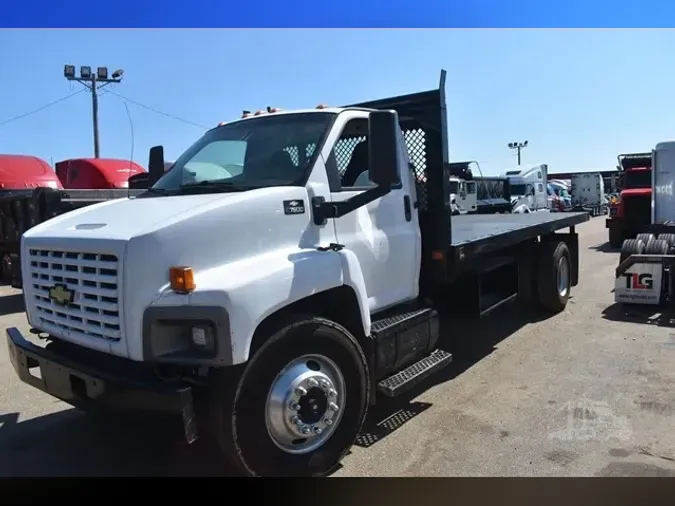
[331, 118, 379, 190]
[448, 180, 459, 194]
[153, 112, 334, 191]
[184, 141, 247, 183]
[623, 170, 651, 189]
[467, 182, 476, 194]
[537, 183, 543, 193]
[511, 183, 526, 196]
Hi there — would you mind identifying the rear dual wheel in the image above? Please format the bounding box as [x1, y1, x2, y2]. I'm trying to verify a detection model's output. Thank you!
[519, 240, 572, 314]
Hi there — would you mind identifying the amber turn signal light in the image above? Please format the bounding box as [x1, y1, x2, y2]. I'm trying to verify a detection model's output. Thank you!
[169, 266, 196, 293]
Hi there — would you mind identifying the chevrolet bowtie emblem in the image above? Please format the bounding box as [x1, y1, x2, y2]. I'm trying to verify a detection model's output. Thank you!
[48, 284, 74, 305]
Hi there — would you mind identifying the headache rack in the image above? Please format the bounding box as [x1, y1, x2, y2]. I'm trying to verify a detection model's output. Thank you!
[346, 70, 451, 286]
[618, 152, 652, 171]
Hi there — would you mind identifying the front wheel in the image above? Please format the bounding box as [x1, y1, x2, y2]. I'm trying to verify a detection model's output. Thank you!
[210, 316, 370, 477]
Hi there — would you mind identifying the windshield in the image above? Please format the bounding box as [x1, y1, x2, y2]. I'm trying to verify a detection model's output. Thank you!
[510, 183, 526, 196]
[623, 170, 651, 189]
[153, 112, 335, 191]
[448, 181, 459, 194]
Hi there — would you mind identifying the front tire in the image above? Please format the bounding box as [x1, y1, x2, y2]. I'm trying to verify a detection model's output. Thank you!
[210, 316, 370, 477]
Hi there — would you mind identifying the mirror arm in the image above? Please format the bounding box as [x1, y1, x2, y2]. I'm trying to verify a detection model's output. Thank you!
[317, 185, 391, 221]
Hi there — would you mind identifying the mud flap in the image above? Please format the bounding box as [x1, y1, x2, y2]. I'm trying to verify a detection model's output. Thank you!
[614, 254, 671, 305]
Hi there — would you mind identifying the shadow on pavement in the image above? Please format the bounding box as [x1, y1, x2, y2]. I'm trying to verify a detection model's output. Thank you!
[0, 409, 238, 477]
[590, 242, 619, 254]
[0, 293, 25, 317]
[353, 302, 550, 450]
[602, 303, 675, 328]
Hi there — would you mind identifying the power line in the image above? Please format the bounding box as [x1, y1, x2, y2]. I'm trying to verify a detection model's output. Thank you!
[0, 90, 85, 127]
[105, 90, 208, 130]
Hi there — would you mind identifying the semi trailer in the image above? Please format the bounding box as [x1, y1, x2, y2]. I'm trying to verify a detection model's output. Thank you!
[570, 172, 606, 217]
[6, 70, 589, 477]
[615, 141, 675, 306]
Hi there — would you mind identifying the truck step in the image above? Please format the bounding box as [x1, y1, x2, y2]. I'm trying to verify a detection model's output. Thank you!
[370, 307, 435, 335]
[377, 348, 453, 398]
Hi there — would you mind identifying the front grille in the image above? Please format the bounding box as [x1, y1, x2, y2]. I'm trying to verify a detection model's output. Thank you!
[28, 249, 121, 341]
[622, 196, 651, 229]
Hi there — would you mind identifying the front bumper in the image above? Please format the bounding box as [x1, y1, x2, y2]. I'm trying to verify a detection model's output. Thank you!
[606, 218, 620, 229]
[6, 327, 198, 443]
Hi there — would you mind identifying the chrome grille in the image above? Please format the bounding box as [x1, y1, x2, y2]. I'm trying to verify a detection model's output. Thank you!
[28, 249, 121, 341]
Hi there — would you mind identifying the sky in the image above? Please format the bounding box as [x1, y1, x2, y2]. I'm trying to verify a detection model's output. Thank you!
[1, 29, 674, 176]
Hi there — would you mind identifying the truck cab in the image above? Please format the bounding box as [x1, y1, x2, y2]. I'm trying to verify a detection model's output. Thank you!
[0, 154, 63, 190]
[606, 152, 653, 248]
[503, 164, 548, 213]
[55, 158, 145, 189]
[448, 176, 477, 214]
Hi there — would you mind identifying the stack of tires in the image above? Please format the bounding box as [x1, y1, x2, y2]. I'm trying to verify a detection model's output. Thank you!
[619, 232, 675, 264]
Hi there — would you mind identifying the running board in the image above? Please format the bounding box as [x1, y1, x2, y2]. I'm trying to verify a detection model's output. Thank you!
[377, 348, 453, 398]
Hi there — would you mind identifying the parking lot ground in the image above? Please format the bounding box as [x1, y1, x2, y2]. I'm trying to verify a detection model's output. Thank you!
[2, 216, 675, 477]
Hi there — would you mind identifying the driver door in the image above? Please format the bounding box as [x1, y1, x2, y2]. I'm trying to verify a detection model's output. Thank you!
[326, 114, 420, 313]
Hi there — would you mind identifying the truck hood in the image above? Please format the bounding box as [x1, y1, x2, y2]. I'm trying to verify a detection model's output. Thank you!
[23, 187, 312, 244]
[621, 188, 651, 198]
[23, 192, 230, 241]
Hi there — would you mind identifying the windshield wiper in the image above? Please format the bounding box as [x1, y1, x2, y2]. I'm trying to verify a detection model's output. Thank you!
[178, 180, 254, 193]
[145, 187, 169, 195]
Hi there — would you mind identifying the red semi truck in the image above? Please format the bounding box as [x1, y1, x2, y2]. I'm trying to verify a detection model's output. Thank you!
[54, 158, 145, 189]
[0, 155, 147, 284]
[606, 152, 653, 248]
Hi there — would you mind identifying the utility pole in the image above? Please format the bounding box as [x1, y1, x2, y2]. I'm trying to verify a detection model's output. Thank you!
[64, 65, 124, 158]
[508, 140, 529, 166]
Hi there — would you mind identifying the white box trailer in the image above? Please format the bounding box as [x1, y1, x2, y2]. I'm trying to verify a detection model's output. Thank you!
[614, 141, 675, 305]
[570, 172, 606, 217]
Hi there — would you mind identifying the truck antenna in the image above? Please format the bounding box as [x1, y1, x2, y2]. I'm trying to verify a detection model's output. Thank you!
[122, 101, 135, 196]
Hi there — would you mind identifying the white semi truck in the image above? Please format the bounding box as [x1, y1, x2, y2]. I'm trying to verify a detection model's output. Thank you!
[7, 70, 589, 477]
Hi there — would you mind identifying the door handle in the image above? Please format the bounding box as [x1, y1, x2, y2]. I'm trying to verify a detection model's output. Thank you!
[403, 195, 412, 222]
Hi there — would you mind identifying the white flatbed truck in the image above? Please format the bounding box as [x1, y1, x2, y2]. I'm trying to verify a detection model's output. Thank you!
[6, 70, 589, 477]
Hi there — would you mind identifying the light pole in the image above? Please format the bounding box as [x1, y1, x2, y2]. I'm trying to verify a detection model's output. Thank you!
[508, 140, 528, 166]
[64, 65, 124, 158]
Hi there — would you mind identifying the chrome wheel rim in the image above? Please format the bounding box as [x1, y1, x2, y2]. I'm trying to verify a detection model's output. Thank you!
[557, 256, 569, 298]
[265, 354, 345, 455]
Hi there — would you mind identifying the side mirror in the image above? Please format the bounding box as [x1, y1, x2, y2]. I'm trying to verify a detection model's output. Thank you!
[368, 110, 401, 187]
[148, 145, 165, 186]
[128, 172, 150, 189]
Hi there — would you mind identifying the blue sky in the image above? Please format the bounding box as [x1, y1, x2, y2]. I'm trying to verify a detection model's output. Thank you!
[1, 29, 674, 176]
